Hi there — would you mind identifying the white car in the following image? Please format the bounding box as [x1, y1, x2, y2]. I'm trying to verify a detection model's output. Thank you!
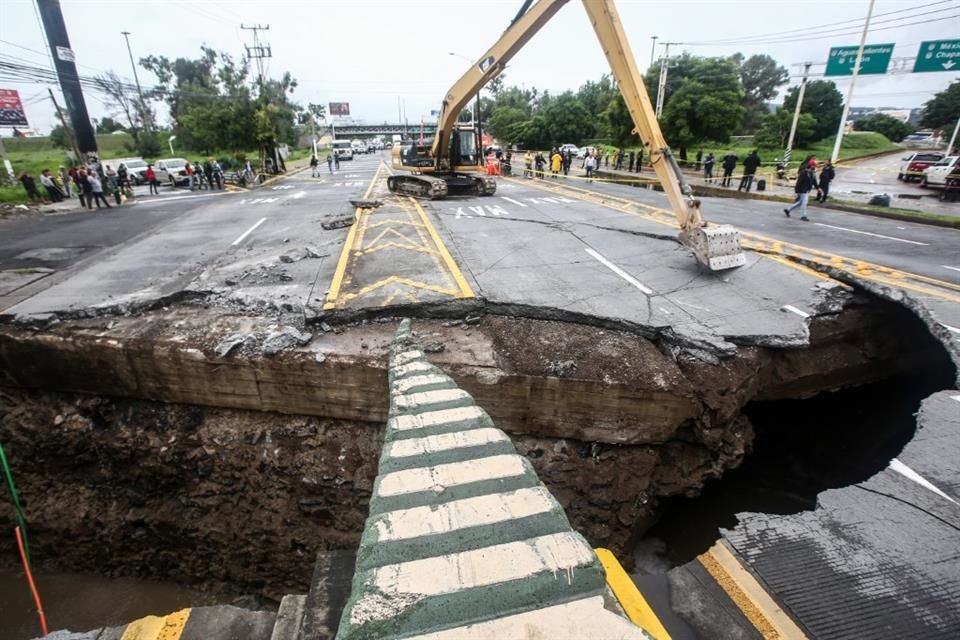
[921, 156, 959, 188]
[155, 158, 190, 186]
[576, 146, 596, 159]
[559, 143, 579, 157]
[898, 152, 943, 182]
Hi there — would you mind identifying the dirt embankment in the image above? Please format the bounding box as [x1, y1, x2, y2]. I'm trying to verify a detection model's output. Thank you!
[0, 391, 382, 600]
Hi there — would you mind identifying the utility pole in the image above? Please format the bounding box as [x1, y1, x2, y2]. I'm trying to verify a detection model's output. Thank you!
[120, 31, 149, 132]
[0, 135, 15, 184]
[49, 88, 83, 163]
[655, 42, 671, 119]
[37, 0, 97, 159]
[649, 36, 658, 69]
[241, 24, 272, 85]
[831, 0, 876, 163]
[947, 115, 960, 157]
[784, 63, 812, 167]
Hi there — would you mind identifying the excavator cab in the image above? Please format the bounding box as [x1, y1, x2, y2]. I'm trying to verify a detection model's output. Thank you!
[389, 124, 496, 199]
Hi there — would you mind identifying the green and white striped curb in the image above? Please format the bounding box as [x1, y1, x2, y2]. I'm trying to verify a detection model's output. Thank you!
[335, 319, 651, 640]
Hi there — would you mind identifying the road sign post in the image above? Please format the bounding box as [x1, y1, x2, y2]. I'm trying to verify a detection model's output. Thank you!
[825, 43, 894, 76]
[913, 40, 960, 73]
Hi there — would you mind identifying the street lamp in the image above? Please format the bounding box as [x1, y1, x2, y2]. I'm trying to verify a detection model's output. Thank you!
[650, 36, 658, 68]
[168, 135, 176, 155]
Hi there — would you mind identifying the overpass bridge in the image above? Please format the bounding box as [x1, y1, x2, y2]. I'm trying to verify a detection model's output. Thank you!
[328, 123, 437, 139]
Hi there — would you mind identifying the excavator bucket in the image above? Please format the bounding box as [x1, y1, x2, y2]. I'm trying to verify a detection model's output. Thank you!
[679, 224, 747, 271]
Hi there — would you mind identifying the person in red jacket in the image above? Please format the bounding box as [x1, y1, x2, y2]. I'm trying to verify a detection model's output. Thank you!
[144, 164, 159, 195]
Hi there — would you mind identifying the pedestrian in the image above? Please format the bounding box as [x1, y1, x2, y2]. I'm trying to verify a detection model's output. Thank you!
[523, 150, 533, 178]
[87, 171, 111, 209]
[184, 161, 195, 190]
[615, 150, 624, 171]
[628, 151, 635, 173]
[204, 159, 214, 191]
[39, 169, 64, 202]
[145, 164, 159, 195]
[721, 153, 737, 187]
[19, 172, 44, 202]
[585, 151, 597, 182]
[562, 150, 571, 175]
[738, 150, 761, 192]
[326, 153, 334, 174]
[104, 165, 121, 204]
[118, 163, 130, 196]
[310, 154, 319, 177]
[817, 160, 835, 202]
[212, 161, 224, 189]
[695, 149, 703, 171]
[59, 166, 72, 198]
[635, 147, 644, 173]
[550, 148, 562, 179]
[534, 151, 545, 178]
[334, 153, 341, 171]
[703, 153, 715, 182]
[604, 151, 609, 168]
[784, 156, 819, 221]
[72, 168, 87, 208]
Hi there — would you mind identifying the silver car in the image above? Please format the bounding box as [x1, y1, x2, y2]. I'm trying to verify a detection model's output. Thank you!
[155, 158, 190, 186]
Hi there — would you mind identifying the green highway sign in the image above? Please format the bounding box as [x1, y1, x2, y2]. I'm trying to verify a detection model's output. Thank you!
[913, 39, 960, 73]
[825, 43, 895, 76]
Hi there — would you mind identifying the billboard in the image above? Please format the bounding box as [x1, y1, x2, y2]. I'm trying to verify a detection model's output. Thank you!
[329, 102, 350, 117]
[0, 89, 29, 127]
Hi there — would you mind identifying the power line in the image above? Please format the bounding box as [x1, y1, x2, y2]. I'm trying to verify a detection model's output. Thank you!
[678, 1, 957, 46]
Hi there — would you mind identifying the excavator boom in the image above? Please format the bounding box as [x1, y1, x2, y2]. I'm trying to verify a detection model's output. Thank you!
[389, 0, 746, 270]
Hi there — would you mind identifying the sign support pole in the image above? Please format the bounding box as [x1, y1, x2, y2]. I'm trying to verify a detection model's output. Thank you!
[947, 115, 960, 157]
[784, 63, 812, 168]
[831, 0, 876, 163]
[0, 134, 15, 184]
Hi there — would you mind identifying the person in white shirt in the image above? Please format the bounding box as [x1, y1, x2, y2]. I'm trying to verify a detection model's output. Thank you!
[39, 169, 64, 202]
[87, 173, 111, 209]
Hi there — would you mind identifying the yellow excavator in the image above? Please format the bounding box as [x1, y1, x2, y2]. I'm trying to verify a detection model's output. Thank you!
[389, 0, 746, 270]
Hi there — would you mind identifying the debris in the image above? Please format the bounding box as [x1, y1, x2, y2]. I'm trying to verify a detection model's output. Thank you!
[868, 193, 892, 207]
[322, 215, 356, 231]
[305, 245, 327, 259]
[545, 359, 577, 377]
[261, 326, 313, 355]
[464, 315, 482, 325]
[360, 342, 369, 349]
[315, 352, 327, 363]
[320, 322, 335, 333]
[349, 198, 383, 209]
[278, 273, 293, 282]
[423, 341, 446, 354]
[215, 333, 256, 357]
[225, 278, 238, 286]
[279, 250, 307, 264]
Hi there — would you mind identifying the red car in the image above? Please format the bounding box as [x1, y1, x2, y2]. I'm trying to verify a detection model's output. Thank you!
[898, 151, 944, 182]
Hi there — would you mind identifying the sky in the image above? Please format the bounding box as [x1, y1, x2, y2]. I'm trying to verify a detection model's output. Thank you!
[1, 0, 958, 134]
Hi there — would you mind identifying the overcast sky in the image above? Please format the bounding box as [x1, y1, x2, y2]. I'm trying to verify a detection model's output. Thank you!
[2, 0, 958, 134]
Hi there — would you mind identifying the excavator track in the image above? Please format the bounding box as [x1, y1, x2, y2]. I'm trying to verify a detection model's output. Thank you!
[387, 173, 497, 200]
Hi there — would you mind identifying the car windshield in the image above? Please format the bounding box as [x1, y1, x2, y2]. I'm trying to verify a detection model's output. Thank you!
[165, 161, 185, 169]
[934, 157, 957, 166]
[914, 154, 942, 162]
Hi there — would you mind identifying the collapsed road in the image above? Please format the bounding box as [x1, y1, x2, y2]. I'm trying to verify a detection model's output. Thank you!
[1, 153, 959, 638]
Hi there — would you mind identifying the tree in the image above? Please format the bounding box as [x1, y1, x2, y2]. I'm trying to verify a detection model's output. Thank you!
[756, 108, 817, 149]
[782, 80, 843, 142]
[600, 93, 639, 149]
[487, 106, 529, 142]
[737, 54, 788, 133]
[49, 124, 70, 149]
[96, 116, 125, 134]
[661, 80, 744, 149]
[92, 70, 156, 150]
[920, 80, 960, 131]
[853, 113, 912, 142]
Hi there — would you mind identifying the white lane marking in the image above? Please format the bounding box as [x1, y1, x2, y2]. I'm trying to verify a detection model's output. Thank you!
[781, 305, 811, 318]
[942, 323, 960, 335]
[231, 217, 267, 246]
[393, 388, 471, 411]
[389, 405, 488, 433]
[888, 458, 958, 505]
[952, 394, 960, 404]
[813, 222, 928, 246]
[584, 247, 653, 295]
[137, 192, 234, 205]
[941, 265, 960, 273]
[501, 196, 527, 207]
[377, 454, 526, 497]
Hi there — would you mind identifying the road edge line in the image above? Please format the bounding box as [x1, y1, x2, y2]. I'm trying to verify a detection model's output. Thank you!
[595, 548, 671, 640]
[324, 163, 383, 310]
[698, 541, 807, 640]
[408, 197, 475, 299]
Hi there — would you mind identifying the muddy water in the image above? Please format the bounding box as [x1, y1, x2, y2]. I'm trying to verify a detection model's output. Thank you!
[0, 569, 225, 640]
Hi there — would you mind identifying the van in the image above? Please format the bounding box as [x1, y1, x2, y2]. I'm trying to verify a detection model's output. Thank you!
[332, 140, 353, 161]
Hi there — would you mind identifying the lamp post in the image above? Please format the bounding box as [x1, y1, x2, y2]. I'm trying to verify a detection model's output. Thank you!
[650, 35, 658, 68]
[168, 135, 176, 155]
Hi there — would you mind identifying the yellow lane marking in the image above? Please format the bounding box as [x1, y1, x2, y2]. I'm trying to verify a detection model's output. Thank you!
[506, 176, 960, 303]
[698, 542, 807, 639]
[340, 275, 460, 303]
[120, 608, 191, 640]
[595, 548, 671, 640]
[408, 196, 475, 299]
[324, 163, 384, 310]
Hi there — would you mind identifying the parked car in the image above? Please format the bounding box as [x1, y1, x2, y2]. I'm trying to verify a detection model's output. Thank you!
[898, 152, 944, 182]
[113, 157, 149, 184]
[902, 131, 943, 148]
[559, 143, 579, 157]
[576, 146, 596, 159]
[155, 158, 190, 186]
[921, 156, 959, 188]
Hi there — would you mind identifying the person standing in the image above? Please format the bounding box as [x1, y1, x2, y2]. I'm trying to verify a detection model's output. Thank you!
[59, 166, 72, 198]
[563, 150, 572, 176]
[817, 160, 835, 202]
[550, 148, 562, 179]
[615, 150, 623, 171]
[703, 153, 715, 182]
[334, 153, 341, 171]
[19, 172, 44, 202]
[310, 154, 319, 177]
[184, 161, 195, 190]
[784, 156, 819, 221]
[534, 151, 545, 178]
[87, 171, 111, 209]
[72, 168, 86, 208]
[203, 159, 214, 191]
[145, 164, 159, 195]
[628, 151, 635, 173]
[39, 169, 64, 202]
[635, 146, 644, 173]
[721, 153, 737, 187]
[104, 165, 121, 204]
[584, 151, 596, 181]
[212, 161, 224, 189]
[738, 150, 761, 192]
[695, 149, 703, 171]
[523, 151, 533, 178]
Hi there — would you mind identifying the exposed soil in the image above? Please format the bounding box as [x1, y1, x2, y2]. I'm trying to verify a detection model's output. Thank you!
[0, 390, 382, 600]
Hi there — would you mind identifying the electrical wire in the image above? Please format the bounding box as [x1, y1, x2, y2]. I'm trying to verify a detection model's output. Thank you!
[854, 484, 960, 534]
[678, 1, 958, 46]
[0, 442, 30, 566]
[16, 526, 48, 637]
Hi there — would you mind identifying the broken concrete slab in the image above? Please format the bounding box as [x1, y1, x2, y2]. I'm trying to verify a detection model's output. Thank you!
[261, 326, 313, 355]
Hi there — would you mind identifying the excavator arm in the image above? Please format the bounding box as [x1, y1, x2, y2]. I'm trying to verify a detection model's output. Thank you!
[419, 0, 746, 270]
